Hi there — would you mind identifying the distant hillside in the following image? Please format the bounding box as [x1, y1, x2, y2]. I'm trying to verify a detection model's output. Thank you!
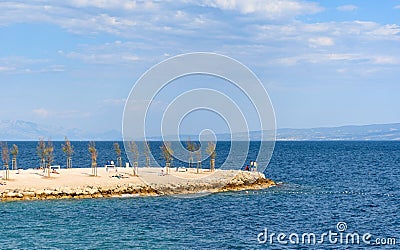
[221, 123, 400, 141]
[1, 120, 399, 141]
[276, 123, 400, 141]
[155, 123, 400, 141]
[0, 120, 122, 141]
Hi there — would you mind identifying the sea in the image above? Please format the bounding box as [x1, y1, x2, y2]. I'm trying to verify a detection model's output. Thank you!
[0, 141, 399, 249]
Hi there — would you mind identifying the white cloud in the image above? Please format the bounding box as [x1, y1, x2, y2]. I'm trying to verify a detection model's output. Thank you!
[200, 0, 323, 19]
[273, 53, 400, 66]
[0, 2, 153, 37]
[33, 108, 49, 118]
[394, 5, 400, 9]
[67, 51, 134, 64]
[0, 66, 14, 72]
[1, 0, 399, 76]
[308, 37, 334, 47]
[372, 56, 400, 65]
[0, 1, 216, 40]
[32, 108, 90, 119]
[69, 0, 137, 10]
[255, 21, 400, 43]
[58, 13, 139, 36]
[104, 98, 127, 105]
[122, 55, 140, 61]
[0, 1, 396, 45]
[59, 17, 400, 71]
[336, 4, 358, 12]
[0, 56, 62, 74]
[66, 41, 141, 64]
[366, 24, 400, 37]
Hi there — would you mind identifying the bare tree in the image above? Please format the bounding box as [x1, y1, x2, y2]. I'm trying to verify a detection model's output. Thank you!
[44, 140, 54, 178]
[10, 144, 18, 170]
[186, 137, 195, 169]
[160, 141, 173, 174]
[88, 141, 98, 176]
[114, 142, 122, 168]
[206, 141, 216, 172]
[1, 142, 10, 180]
[127, 140, 139, 176]
[143, 141, 150, 168]
[37, 138, 46, 169]
[62, 137, 74, 169]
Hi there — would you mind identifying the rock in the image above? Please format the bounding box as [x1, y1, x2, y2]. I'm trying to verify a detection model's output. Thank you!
[36, 189, 45, 195]
[6, 192, 23, 198]
[62, 188, 73, 195]
[92, 193, 103, 198]
[43, 190, 53, 195]
[75, 189, 83, 195]
[0, 170, 275, 201]
[88, 187, 98, 195]
[21, 191, 36, 197]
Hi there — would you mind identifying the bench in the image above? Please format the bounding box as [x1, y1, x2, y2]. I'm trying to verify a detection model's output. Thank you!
[105, 164, 116, 172]
[49, 165, 61, 174]
[50, 165, 61, 170]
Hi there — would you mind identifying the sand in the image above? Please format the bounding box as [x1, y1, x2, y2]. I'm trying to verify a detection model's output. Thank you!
[0, 166, 275, 201]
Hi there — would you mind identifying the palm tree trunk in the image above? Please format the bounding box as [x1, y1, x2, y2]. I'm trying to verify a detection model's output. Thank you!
[133, 162, 138, 176]
[91, 162, 95, 176]
[118, 157, 122, 168]
[67, 156, 72, 169]
[12, 157, 17, 170]
[92, 162, 97, 176]
[4, 165, 9, 180]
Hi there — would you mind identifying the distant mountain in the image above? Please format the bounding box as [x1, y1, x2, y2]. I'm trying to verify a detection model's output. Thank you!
[151, 123, 400, 141]
[275, 123, 400, 141]
[1, 120, 399, 141]
[0, 120, 122, 141]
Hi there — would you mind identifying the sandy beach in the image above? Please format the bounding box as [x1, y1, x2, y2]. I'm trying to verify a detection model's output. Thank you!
[0, 167, 275, 201]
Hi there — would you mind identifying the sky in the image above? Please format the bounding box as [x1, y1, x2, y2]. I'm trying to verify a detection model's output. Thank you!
[0, 0, 399, 136]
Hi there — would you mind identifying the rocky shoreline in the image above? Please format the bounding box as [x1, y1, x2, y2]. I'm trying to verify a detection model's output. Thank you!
[1, 171, 275, 201]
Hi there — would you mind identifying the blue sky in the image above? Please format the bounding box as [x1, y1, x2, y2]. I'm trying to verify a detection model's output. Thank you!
[0, 0, 399, 135]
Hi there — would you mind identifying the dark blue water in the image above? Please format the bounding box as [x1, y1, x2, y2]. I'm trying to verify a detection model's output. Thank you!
[0, 141, 399, 249]
[5, 141, 234, 170]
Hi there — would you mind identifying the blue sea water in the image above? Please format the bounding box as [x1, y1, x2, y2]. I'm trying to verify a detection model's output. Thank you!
[0, 141, 399, 249]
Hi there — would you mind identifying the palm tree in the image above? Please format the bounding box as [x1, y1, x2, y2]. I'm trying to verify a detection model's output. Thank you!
[144, 141, 150, 168]
[160, 141, 173, 174]
[127, 140, 139, 176]
[10, 144, 18, 170]
[186, 137, 195, 169]
[195, 143, 202, 174]
[37, 138, 46, 169]
[114, 142, 122, 168]
[206, 141, 216, 172]
[88, 141, 98, 176]
[44, 140, 54, 178]
[62, 137, 74, 169]
[1, 142, 10, 180]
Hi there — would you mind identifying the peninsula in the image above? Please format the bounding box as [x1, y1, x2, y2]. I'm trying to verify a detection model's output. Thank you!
[0, 167, 275, 201]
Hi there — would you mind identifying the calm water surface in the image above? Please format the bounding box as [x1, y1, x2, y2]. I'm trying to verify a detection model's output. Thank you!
[0, 141, 399, 249]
